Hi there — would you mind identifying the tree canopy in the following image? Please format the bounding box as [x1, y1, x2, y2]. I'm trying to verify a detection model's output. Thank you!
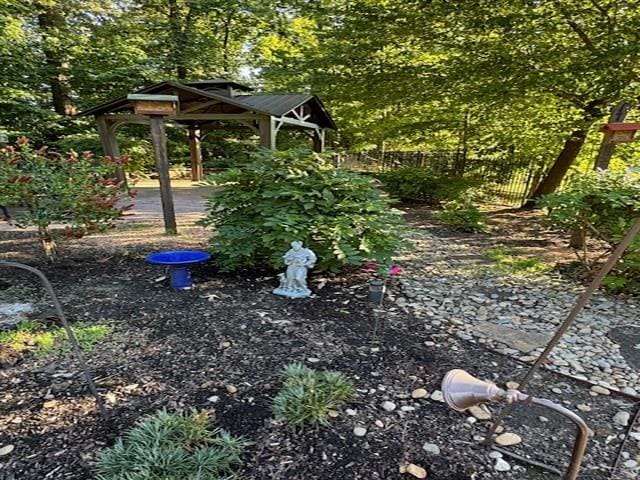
[1, 0, 639, 187]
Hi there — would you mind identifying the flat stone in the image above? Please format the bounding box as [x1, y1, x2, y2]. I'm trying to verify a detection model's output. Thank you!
[430, 390, 444, 402]
[577, 404, 591, 412]
[381, 401, 397, 412]
[225, 385, 238, 394]
[623, 459, 638, 469]
[422, 442, 440, 455]
[353, 426, 367, 437]
[613, 411, 630, 427]
[591, 385, 610, 395]
[0, 445, 14, 456]
[488, 451, 502, 459]
[406, 463, 427, 479]
[345, 408, 357, 416]
[495, 432, 522, 447]
[468, 405, 491, 420]
[472, 322, 551, 353]
[494, 458, 511, 472]
[411, 388, 428, 399]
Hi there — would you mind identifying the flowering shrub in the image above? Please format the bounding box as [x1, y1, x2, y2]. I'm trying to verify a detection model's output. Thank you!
[0, 138, 133, 259]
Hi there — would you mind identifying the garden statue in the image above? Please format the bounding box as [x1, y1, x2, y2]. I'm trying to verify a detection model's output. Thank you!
[274, 241, 317, 298]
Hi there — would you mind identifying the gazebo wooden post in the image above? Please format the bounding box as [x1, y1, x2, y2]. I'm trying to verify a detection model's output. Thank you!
[149, 115, 177, 234]
[312, 128, 325, 153]
[188, 127, 203, 181]
[259, 117, 276, 149]
[95, 115, 127, 186]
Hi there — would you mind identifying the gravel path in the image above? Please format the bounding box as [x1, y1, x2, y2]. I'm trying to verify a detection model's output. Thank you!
[396, 228, 640, 397]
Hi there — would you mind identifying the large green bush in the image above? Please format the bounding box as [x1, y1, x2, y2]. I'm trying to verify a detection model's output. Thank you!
[95, 410, 248, 480]
[540, 168, 640, 291]
[198, 148, 408, 272]
[377, 167, 480, 204]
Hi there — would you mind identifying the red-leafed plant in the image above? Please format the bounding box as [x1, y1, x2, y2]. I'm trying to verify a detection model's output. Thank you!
[0, 137, 133, 260]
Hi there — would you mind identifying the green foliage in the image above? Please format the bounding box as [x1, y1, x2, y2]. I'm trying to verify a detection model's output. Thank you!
[0, 320, 111, 355]
[483, 247, 551, 276]
[437, 199, 488, 233]
[95, 409, 248, 480]
[273, 363, 355, 427]
[540, 168, 640, 289]
[0, 139, 132, 259]
[377, 167, 480, 204]
[198, 148, 408, 272]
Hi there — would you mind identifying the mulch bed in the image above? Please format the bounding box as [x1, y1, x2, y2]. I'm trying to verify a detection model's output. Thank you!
[0, 214, 637, 479]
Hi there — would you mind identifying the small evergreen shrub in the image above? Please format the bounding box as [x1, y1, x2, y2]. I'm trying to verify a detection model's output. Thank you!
[539, 168, 640, 291]
[377, 167, 480, 204]
[95, 410, 248, 480]
[273, 363, 355, 426]
[437, 199, 488, 233]
[198, 148, 408, 272]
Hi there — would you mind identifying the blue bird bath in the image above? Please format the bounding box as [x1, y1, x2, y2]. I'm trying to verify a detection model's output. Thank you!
[146, 250, 210, 290]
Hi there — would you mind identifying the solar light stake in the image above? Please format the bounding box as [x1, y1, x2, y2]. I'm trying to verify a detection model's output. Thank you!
[442, 369, 589, 480]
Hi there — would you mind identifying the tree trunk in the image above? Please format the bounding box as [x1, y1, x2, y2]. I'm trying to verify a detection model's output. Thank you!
[594, 100, 632, 170]
[523, 126, 591, 208]
[36, 3, 75, 116]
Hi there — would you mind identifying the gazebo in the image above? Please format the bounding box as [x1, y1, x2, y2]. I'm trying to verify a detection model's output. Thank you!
[78, 79, 337, 233]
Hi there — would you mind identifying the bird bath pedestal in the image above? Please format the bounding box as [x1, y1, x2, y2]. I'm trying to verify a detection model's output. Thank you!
[146, 250, 210, 290]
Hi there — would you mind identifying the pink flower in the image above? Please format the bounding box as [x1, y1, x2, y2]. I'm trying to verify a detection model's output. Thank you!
[16, 136, 29, 146]
[388, 265, 403, 276]
[362, 261, 378, 273]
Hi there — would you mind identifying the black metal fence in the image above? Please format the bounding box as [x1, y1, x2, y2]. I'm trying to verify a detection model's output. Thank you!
[333, 150, 542, 206]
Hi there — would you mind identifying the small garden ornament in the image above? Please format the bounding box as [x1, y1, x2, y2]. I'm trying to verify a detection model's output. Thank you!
[274, 241, 317, 298]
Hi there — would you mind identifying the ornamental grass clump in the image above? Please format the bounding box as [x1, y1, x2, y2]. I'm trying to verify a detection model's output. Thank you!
[198, 148, 408, 272]
[95, 410, 249, 480]
[273, 363, 355, 426]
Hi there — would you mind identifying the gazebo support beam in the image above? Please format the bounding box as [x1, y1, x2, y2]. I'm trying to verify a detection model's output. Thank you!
[149, 116, 177, 234]
[312, 128, 325, 153]
[95, 115, 127, 185]
[188, 127, 203, 181]
[259, 117, 276, 149]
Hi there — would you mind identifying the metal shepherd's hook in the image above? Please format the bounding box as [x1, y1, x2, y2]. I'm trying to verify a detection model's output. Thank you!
[0, 261, 108, 418]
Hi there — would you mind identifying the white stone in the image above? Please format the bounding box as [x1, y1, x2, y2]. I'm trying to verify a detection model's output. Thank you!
[494, 458, 511, 472]
[613, 411, 630, 427]
[422, 442, 440, 455]
[353, 426, 367, 437]
[381, 401, 397, 412]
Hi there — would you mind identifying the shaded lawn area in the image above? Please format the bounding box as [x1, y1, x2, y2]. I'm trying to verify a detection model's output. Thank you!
[0, 216, 637, 480]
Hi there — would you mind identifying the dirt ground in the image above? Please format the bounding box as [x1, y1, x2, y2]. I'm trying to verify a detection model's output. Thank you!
[0, 203, 638, 480]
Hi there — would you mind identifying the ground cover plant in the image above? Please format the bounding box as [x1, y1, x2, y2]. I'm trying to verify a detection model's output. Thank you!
[0, 139, 132, 259]
[540, 168, 640, 291]
[273, 363, 355, 426]
[95, 410, 248, 480]
[198, 148, 408, 271]
[482, 246, 551, 276]
[0, 319, 111, 356]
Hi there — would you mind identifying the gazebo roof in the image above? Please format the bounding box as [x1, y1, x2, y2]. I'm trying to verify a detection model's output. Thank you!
[78, 79, 337, 129]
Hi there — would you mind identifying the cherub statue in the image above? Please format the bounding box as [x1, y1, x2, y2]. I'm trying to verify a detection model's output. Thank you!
[273, 241, 317, 298]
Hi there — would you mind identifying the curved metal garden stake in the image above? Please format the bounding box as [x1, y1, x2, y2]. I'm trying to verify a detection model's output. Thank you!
[0, 261, 108, 418]
[484, 216, 640, 448]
